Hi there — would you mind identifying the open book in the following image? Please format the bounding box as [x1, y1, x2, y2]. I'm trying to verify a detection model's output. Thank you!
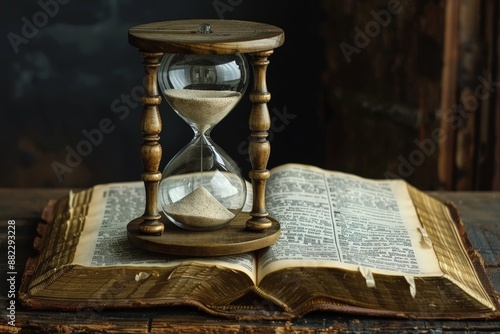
[19, 164, 500, 320]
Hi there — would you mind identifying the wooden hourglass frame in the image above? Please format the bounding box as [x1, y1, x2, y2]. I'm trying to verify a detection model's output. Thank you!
[127, 20, 284, 256]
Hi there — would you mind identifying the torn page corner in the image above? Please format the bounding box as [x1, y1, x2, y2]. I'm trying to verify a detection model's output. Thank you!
[68, 190, 75, 209]
[418, 227, 433, 248]
[404, 275, 416, 298]
[135, 272, 152, 282]
[359, 266, 376, 288]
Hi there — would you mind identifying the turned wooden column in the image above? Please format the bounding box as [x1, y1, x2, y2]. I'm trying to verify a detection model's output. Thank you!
[247, 50, 274, 232]
[138, 50, 164, 235]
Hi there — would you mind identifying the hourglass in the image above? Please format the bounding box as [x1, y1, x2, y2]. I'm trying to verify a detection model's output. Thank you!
[127, 20, 284, 256]
[158, 52, 248, 231]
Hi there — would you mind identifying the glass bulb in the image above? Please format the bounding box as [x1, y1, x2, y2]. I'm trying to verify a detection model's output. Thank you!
[158, 53, 249, 231]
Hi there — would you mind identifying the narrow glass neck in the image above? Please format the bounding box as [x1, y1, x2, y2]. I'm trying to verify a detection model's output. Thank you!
[189, 130, 214, 148]
[191, 125, 213, 138]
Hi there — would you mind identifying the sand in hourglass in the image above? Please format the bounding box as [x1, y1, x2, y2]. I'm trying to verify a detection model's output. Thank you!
[165, 186, 235, 228]
[164, 89, 242, 228]
[164, 89, 242, 134]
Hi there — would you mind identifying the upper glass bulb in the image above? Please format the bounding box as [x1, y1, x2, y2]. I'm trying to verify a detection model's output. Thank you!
[158, 54, 248, 134]
[157, 53, 249, 231]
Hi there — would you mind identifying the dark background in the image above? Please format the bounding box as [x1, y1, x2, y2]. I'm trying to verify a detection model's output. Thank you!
[1, 0, 499, 190]
[1, 0, 325, 188]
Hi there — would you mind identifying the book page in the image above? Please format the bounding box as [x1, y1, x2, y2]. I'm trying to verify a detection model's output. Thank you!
[258, 164, 442, 282]
[407, 186, 497, 311]
[72, 182, 256, 282]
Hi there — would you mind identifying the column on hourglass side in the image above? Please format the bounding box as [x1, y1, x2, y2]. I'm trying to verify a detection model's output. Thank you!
[138, 50, 164, 236]
[247, 50, 274, 232]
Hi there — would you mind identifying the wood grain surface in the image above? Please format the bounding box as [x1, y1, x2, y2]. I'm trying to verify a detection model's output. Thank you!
[129, 19, 284, 54]
[127, 213, 280, 256]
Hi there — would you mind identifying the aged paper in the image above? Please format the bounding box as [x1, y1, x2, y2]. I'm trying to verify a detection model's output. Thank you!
[72, 182, 256, 282]
[258, 164, 442, 282]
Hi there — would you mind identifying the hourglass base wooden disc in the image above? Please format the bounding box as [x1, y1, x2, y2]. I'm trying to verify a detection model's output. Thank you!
[127, 212, 280, 256]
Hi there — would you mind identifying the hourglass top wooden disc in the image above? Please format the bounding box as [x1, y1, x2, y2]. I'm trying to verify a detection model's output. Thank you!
[129, 19, 284, 54]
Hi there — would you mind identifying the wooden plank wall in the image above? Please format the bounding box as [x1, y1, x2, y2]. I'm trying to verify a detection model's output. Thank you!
[322, 0, 499, 190]
[322, 0, 445, 190]
[439, 0, 499, 190]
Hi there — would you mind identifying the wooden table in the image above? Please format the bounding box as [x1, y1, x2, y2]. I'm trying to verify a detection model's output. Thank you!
[0, 189, 499, 333]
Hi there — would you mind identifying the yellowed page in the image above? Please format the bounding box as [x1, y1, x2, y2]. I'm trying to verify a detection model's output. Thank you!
[258, 164, 442, 284]
[71, 182, 256, 283]
[408, 186, 497, 311]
